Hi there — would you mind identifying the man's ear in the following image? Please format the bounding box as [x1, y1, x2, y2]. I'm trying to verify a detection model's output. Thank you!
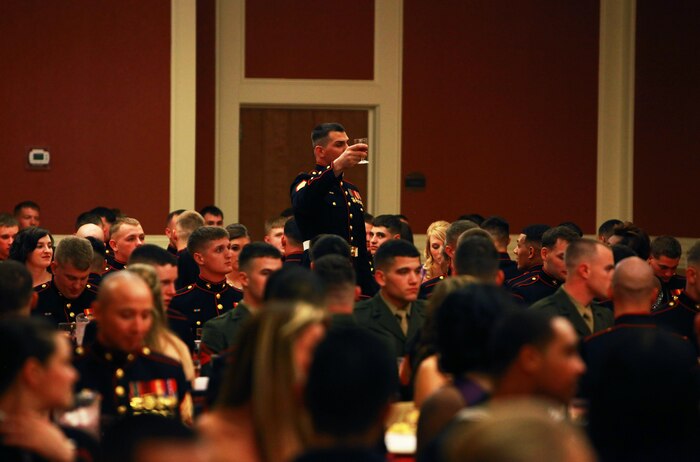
[519, 345, 542, 373]
[495, 269, 505, 286]
[281, 235, 288, 248]
[21, 358, 44, 389]
[354, 285, 362, 301]
[50, 261, 58, 273]
[109, 239, 117, 253]
[444, 244, 455, 260]
[239, 271, 250, 289]
[527, 246, 536, 260]
[193, 251, 205, 266]
[392, 234, 401, 240]
[540, 247, 549, 261]
[375, 269, 386, 287]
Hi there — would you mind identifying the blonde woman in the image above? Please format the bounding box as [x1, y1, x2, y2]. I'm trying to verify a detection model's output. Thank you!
[198, 302, 327, 462]
[126, 264, 195, 383]
[423, 220, 450, 282]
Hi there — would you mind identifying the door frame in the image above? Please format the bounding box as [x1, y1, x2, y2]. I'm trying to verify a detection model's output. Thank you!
[215, 0, 403, 222]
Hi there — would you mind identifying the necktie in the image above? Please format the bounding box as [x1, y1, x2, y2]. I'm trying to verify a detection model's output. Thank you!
[582, 307, 594, 333]
[395, 311, 408, 336]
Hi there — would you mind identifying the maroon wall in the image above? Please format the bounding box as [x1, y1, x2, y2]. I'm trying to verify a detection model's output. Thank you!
[401, 0, 600, 234]
[196, 0, 217, 210]
[0, 1, 171, 234]
[245, 0, 374, 79]
[634, 1, 700, 237]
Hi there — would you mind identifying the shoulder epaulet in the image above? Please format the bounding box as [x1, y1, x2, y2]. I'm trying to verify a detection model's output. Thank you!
[173, 285, 196, 296]
[35, 282, 51, 292]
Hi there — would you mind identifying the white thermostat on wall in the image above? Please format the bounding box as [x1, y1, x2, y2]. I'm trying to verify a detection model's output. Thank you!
[28, 148, 50, 167]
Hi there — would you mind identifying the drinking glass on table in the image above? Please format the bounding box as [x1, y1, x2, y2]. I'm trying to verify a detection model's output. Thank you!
[353, 138, 369, 164]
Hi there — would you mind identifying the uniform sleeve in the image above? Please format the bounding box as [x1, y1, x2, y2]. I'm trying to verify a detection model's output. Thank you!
[201, 318, 226, 355]
[290, 166, 338, 214]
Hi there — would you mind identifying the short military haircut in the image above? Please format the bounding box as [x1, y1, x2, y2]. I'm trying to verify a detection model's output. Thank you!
[557, 221, 583, 238]
[9, 227, 53, 264]
[129, 244, 177, 267]
[175, 210, 205, 241]
[264, 215, 288, 235]
[54, 236, 93, 271]
[374, 239, 420, 272]
[0, 260, 34, 317]
[454, 235, 500, 281]
[564, 238, 603, 271]
[280, 207, 294, 218]
[457, 228, 493, 247]
[612, 244, 637, 264]
[314, 254, 356, 293]
[686, 241, 700, 267]
[598, 218, 623, 239]
[310, 234, 351, 262]
[283, 218, 303, 246]
[364, 212, 374, 224]
[199, 205, 224, 219]
[0, 213, 18, 228]
[263, 266, 324, 306]
[541, 226, 580, 249]
[521, 224, 551, 247]
[187, 226, 229, 256]
[226, 223, 249, 240]
[372, 214, 402, 236]
[611, 222, 651, 260]
[86, 236, 107, 271]
[435, 284, 519, 376]
[311, 122, 346, 147]
[445, 220, 479, 248]
[90, 206, 117, 224]
[0, 317, 57, 395]
[481, 216, 510, 246]
[75, 211, 102, 229]
[166, 209, 186, 225]
[489, 310, 556, 379]
[13, 200, 40, 216]
[305, 327, 397, 437]
[650, 235, 682, 260]
[239, 242, 282, 272]
[458, 213, 485, 226]
[110, 217, 142, 240]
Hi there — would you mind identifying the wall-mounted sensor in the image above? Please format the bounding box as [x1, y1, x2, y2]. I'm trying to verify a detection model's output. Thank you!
[27, 148, 50, 169]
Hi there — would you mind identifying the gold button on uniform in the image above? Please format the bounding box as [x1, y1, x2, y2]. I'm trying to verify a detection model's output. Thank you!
[115, 368, 124, 378]
[216, 293, 221, 299]
[69, 312, 75, 318]
[115, 386, 125, 396]
[66, 303, 72, 309]
[332, 202, 336, 206]
[196, 321, 202, 325]
[127, 354, 135, 362]
[217, 304, 223, 310]
[349, 214, 353, 218]
[142, 347, 151, 355]
[117, 405, 127, 415]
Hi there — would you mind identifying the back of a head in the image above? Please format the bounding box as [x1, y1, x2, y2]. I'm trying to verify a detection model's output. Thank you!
[598, 218, 623, 240]
[454, 235, 500, 281]
[611, 244, 637, 264]
[313, 254, 356, 301]
[283, 218, 303, 246]
[435, 284, 519, 376]
[445, 220, 479, 248]
[557, 221, 583, 238]
[458, 214, 485, 226]
[650, 235, 682, 260]
[688, 241, 700, 268]
[75, 211, 103, 230]
[0, 260, 34, 317]
[238, 241, 282, 272]
[263, 265, 324, 306]
[86, 236, 107, 271]
[305, 326, 398, 438]
[489, 310, 555, 379]
[187, 226, 229, 256]
[226, 223, 249, 240]
[611, 222, 651, 260]
[564, 238, 602, 274]
[309, 234, 351, 262]
[374, 239, 420, 272]
[399, 220, 414, 244]
[481, 216, 510, 247]
[175, 210, 205, 242]
[611, 256, 656, 306]
[129, 244, 177, 267]
[0, 317, 56, 396]
[90, 206, 117, 224]
[101, 414, 197, 462]
[54, 236, 93, 271]
[444, 399, 595, 462]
